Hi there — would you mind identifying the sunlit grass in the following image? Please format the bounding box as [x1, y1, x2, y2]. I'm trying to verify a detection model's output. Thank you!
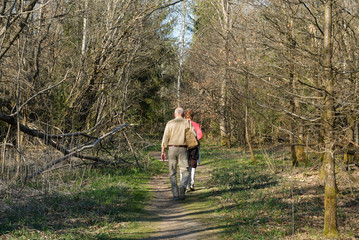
[191, 146, 293, 239]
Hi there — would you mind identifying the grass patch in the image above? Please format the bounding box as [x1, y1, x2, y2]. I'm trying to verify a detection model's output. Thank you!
[0, 159, 165, 239]
[202, 147, 290, 239]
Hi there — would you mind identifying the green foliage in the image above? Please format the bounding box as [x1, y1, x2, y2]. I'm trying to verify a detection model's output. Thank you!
[124, 40, 177, 134]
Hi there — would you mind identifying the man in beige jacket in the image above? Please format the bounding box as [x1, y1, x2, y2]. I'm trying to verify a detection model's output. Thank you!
[161, 107, 190, 200]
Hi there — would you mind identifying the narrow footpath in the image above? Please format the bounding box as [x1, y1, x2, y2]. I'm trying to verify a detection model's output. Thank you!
[145, 154, 222, 240]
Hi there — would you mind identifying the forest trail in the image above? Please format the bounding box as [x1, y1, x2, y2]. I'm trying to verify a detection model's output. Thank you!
[145, 153, 222, 239]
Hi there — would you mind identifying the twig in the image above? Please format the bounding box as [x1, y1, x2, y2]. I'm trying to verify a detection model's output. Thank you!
[341, 135, 359, 148]
[0, 0, 39, 60]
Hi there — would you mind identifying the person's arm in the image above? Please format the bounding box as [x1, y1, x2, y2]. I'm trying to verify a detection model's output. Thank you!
[161, 147, 166, 161]
[192, 121, 203, 141]
[161, 124, 169, 161]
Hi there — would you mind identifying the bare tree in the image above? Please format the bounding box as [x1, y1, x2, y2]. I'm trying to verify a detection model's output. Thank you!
[177, 0, 187, 106]
[322, 0, 338, 237]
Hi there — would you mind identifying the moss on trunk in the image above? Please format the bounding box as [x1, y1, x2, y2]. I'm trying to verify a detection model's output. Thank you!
[296, 145, 307, 165]
[323, 151, 339, 238]
[324, 185, 339, 237]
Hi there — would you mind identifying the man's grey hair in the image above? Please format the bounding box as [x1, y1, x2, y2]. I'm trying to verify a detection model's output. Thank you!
[174, 107, 184, 115]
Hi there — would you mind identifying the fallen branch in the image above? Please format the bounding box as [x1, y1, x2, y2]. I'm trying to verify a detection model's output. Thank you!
[26, 124, 127, 180]
[0, 113, 97, 140]
[0, 113, 129, 178]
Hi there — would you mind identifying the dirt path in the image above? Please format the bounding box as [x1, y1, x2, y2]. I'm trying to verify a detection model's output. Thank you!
[146, 154, 222, 240]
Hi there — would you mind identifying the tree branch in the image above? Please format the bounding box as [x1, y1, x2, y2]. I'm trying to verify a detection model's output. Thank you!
[0, 113, 128, 177]
[144, 0, 184, 19]
[0, 112, 101, 140]
[26, 124, 127, 180]
[0, 0, 39, 59]
[298, 0, 324, 36]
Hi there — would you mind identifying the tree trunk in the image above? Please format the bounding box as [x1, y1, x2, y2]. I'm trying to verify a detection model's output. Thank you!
[81, 0, 88, 57]
[288, 16, 307, 166]
[296, 130, 307, 164]
[15, 38, 27, 181]
[177, 0, 186, 106]
[355, 121, 359, 146]
[245, 103, 255, 163]
[242, 38, 255, 163]
[322, 0, 338, 237]
[1, 127, 11, 177]
[289, 18, 298, 166]
[219, 0, 230, 147]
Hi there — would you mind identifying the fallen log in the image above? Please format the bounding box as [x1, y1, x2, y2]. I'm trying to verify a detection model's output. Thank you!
[0, 113, 127, 179]
[26, 124, 127, 180]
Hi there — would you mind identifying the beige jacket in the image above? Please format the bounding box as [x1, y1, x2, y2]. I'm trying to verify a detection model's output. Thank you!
[162, 116, 193, 148]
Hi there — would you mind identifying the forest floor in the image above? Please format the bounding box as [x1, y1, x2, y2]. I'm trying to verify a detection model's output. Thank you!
[0, 146, 358, 239]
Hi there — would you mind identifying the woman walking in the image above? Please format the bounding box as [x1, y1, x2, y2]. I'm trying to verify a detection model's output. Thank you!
[184, 109, 203, 191]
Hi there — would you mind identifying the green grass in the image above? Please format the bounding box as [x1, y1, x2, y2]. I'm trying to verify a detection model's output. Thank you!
[0, 159, 165, 239]
[193, 146, 294, 239]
